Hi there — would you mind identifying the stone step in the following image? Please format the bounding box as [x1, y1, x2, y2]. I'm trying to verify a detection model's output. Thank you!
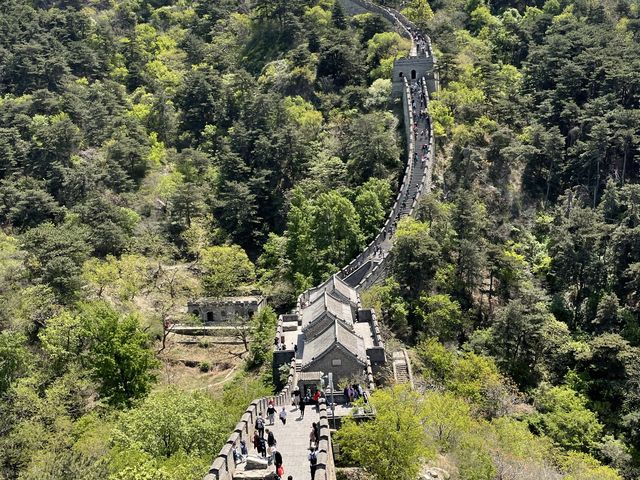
[394, 359, 410, 384]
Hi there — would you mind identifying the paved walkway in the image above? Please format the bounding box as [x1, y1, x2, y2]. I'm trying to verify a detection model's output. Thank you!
[245, 405, 320, 480]
[342, 77, 433, 289]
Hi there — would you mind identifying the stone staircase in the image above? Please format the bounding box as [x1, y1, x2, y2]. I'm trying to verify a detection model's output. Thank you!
[392, 350, 414, 388]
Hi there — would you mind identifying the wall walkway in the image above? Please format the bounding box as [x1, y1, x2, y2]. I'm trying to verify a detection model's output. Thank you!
[204, 2, 437, 479]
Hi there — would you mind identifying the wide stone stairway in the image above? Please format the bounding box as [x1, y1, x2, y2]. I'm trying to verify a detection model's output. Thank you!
[234, 405, 320, 480]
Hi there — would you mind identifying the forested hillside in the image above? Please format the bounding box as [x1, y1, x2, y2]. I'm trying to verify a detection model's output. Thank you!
[0, 0, 639, 479]
[352, 0, 640, 478]
[0, 0, 408, 478]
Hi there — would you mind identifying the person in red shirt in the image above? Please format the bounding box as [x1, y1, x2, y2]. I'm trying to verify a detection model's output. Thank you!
[312, 390, 321, 412]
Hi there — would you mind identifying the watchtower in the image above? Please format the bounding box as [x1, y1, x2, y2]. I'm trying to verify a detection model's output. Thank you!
[392, 56, 437, 96]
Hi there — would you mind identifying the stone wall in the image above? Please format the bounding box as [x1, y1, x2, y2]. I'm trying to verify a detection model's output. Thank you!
[305, 348, 367, 386]
[188, 296, 266, 324]
[354, 77, 418, 290]
[316, 401, 334, 480]
[329, 76, 415, 294]
[204, 361, 298, 480]
[338, 0, 414, 42]
[338, 0, 439, 96]
[204, 4, 438, 478]
[204, 397, 335, 480]
[392, 57, 437, 96]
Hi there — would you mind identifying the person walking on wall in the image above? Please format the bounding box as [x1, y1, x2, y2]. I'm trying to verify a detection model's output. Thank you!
[312, 389, 321, 412]
[299, 395, 306, 419]
[267, 429, 277, 450]
[267, 444, 276, 465]
[292, 387, 300, 409]
[256, 413, 265, 439]
[279, 406, 287, 425]
[309, 424, 317, 449]
[252, 431, 260, 453]
[308, 446, 318, 480]
[313, 422, 320, 446]
[267, 402, 276, 425]
[240, 439, 248, 457]
[258, 436, 267, 458]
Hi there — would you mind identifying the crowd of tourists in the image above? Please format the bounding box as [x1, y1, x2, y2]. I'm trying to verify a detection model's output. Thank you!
[406, 26, 431, 56]
[231, 391, 326, 480]
[231, 383, 372, 479]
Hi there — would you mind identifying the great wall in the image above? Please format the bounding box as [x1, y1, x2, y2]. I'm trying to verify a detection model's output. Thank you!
[204, 2, 438, 479]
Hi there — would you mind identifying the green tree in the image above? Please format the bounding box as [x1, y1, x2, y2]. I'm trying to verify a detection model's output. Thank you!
[247, 306, 277, 369]
[401, 0, 434, 30]
[88, 306, 157, 407]
[76, 196, 140, 257]
[332, 1, 347, 30]
[576, 333, 640, 432]
[391, 218, 441, 300]
[529, 385, 604, 451]
[200, 245, 255, 297]
[487, 284, 569, 388]
[0, 177, 62, 231]
[345, 112, 400, 185]
[21, 222, 92, 300]
[85, 302, 158, 407]
[422, 391, 472, 452]
[361, 278, 410, 339]
[335, 386, 433, 480]
[42, 302, 158, 407]
[450, 190, 487, 306]
[548, 199, 606, 328]
[414, 294, 465, 342]
[285, 189, 317, 290]
[355, 189, 385, 241]
[311, 191, 364, 278]
[0, 331, 29, 396]
[113, 387, 228, 459]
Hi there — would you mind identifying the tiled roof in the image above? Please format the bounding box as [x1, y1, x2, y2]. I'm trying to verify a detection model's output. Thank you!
[301, 291, 352, 329]
[308, 275, 358, 306]
[302, 319, 366, 369]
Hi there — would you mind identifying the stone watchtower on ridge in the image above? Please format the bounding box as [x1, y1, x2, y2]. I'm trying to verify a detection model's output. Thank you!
[392, 54, 436, 96]
[337, 0, 438, 97]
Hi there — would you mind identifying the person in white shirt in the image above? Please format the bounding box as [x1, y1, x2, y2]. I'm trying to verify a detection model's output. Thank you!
[279, 406, 287, 425]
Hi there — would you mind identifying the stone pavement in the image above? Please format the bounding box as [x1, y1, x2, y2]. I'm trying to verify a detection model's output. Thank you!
[249, 405, 320, 480]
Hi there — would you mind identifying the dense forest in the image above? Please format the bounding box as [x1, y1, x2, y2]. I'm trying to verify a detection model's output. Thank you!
[0, 0, 639, 479]
[0, 0, 409, 478]
[355, 0, 640, 478]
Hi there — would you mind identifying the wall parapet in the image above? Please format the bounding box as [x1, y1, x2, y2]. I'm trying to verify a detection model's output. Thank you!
[204, 360, 297, 480]
[206, 4, 438, 478]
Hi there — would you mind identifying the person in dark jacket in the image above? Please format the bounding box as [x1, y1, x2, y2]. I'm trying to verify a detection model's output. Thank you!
[267, 429, 277, 448]
[299, 396, 306, 419]
[258, 436, 267, 458]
